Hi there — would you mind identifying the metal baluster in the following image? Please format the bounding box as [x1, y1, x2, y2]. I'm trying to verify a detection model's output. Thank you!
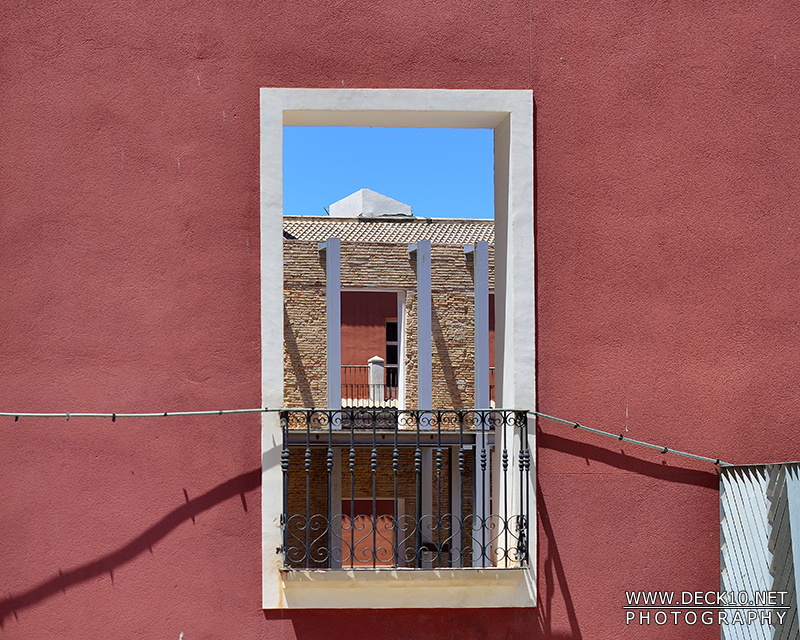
[522, 413, 530, 566]
[415, 413, 422, 568]
[305, 411, 312, 569]
[393, 424, 399, 568]
[371, 410, 378, 568]
[280, 411, 289, 568]
[502, 411, 509, 566]
[458, 411, 465, 568]
[327, 410, 334, 569]
[349, 411, 356, 569]
[480, 411, 488, 567]
[436, 411, 442, 568]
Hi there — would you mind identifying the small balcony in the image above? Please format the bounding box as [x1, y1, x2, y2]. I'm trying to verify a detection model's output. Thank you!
[342, 363, 493, 409]
[280, 408, 531, 571]
[341, 360, 398, 408]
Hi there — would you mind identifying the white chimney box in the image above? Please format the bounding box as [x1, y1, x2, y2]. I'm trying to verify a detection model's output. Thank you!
[329, 189, 412, 218]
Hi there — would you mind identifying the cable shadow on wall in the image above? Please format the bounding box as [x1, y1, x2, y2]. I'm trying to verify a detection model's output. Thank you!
[538, 428, 718, 490]
[535, 423, 717, 639]
[0, 468, 261, 628]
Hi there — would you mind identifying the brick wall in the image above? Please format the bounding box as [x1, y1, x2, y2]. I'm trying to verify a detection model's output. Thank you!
[284, 238, 495, 411]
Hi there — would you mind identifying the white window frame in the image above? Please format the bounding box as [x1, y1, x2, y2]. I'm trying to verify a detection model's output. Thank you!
[261, 88, 535, 609]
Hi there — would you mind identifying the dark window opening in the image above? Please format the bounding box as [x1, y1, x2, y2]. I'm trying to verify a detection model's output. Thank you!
[341, 293, 400, 407]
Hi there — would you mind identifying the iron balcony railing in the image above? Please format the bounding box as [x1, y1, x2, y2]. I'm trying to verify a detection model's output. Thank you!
[341, 365, 398, 407]
[280, 408, 531, 570]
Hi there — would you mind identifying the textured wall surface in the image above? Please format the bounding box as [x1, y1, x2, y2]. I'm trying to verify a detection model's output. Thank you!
[3, 0, 800, 638]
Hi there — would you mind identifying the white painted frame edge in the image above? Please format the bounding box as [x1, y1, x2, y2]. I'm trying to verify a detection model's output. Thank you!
[261, 88, 536, 609]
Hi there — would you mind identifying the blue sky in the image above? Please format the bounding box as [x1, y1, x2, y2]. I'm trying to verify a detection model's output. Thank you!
[283, 127, 494, 219]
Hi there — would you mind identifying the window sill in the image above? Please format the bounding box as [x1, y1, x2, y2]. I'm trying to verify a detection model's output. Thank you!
[278, 567, 536, 609]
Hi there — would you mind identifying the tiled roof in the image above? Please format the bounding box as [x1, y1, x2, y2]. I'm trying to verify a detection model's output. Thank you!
[283, 216, 494, 245]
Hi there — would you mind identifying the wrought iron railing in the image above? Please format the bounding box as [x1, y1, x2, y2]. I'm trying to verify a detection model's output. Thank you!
[341, 365, 398, 407]
[280, 408, 531, 570]
[341, 365, 369, 402]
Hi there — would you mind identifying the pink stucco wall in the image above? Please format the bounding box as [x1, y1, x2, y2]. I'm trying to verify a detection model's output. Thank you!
[3, 1, 800, 638]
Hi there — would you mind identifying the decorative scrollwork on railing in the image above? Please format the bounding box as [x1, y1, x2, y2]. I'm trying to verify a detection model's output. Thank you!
[283, 512, 529, 570]
[282, 408, 529, 432]
[281, 408, 531, 571]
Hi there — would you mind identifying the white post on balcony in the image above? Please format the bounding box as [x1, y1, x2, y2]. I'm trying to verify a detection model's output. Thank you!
[409, 240, 433, 562]
[410, 240, 432, 412]
[397, 291, 407, 410]
[368, 355, 385, 406]
[470, 241, 491, 410]
[319, 238, 342, 413]
[466, 240, 491, 566]
[319, 237, 342, 568]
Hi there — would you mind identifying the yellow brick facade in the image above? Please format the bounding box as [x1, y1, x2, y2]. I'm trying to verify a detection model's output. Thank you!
[283, 238, 495, 411]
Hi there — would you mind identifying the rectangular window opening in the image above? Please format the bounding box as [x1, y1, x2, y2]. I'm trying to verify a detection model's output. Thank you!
[340, 292, 400, 409]
[385, 318, 398, 397]
[263, 88, 536, 607]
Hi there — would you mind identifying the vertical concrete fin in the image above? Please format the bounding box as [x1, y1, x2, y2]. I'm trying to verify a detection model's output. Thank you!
[720, 464, 800, 640]
[320, 238, 342, 413]
[470, 241, 490, 410]
[771, 465, 800, 640]
[410, 240, 433, 556]
[412, 240, 432, 412]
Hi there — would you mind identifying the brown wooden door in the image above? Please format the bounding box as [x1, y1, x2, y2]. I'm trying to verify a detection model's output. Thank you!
[341, 499, 396, 567]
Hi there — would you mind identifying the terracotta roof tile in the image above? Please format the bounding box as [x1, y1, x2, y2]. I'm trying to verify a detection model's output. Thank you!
[283, 216, 494, 245]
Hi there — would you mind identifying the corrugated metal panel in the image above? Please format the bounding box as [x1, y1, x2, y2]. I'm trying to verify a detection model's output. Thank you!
[721, 463, 800, 640]
[721, 465, 771, 640]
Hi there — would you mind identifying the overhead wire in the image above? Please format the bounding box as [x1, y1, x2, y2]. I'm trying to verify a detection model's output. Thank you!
[1, 406, 727, 466]
[529, 410, 727, 467]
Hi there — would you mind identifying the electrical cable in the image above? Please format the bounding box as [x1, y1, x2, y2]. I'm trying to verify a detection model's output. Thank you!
[1, 406, 727, 466]
[529, 410, 728, 467]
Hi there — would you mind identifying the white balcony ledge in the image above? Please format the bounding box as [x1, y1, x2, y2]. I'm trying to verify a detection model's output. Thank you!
[280, 567, 536, 609]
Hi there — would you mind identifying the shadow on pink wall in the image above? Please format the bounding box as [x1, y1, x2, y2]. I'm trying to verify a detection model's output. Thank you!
[2, 431, 718, 637]
[0, 469, 261, 628]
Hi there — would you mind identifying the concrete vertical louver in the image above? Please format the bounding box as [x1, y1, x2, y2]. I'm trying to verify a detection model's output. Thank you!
[720, 464, 800, 640]
[767, 465, 800, 640]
